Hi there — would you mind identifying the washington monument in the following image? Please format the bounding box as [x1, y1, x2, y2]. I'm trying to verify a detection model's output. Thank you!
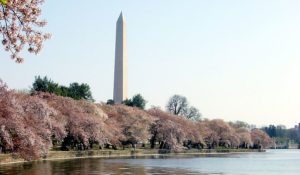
[113, 12, 128, 103]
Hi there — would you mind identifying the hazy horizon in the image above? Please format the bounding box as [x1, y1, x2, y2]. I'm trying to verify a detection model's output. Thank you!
[1, 0, 300, 128]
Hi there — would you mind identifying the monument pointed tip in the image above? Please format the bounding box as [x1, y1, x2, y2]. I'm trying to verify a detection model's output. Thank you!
[118, 11, 125, 22]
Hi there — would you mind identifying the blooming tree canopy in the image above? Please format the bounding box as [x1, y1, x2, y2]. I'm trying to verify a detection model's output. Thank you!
[0, 78, 275, 160]
[0, 0, 50, 63]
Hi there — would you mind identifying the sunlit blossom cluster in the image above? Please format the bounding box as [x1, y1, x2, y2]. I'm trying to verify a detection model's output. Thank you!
[0, 0, 50, 63]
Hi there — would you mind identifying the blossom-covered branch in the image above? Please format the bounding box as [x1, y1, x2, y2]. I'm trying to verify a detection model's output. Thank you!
[0, 0, 50, 63]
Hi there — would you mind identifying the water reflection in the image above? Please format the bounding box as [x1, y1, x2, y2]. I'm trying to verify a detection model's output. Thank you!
[0, 157, 203, 175]
[1, 150, 300, 175]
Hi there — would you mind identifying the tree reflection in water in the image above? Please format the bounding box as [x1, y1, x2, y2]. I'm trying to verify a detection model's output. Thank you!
[0, 157, 203, 175]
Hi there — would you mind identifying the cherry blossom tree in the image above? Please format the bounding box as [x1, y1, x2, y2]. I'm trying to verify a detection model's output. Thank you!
[0, 0, 50, 63]
[148, 108, 204, 150]
[0, 78, 279, 160]
[101, 104, 155, 149]
[0, 80, 61, 160]
[34, 92, 108, 150]
[235, 127, 253, 148]
[196, 119, 243, 148]
[251, 129, 274, 149]
[207, 119, 234, 147]
[196, 121, 219, 148]
[180, 119, 205, 149]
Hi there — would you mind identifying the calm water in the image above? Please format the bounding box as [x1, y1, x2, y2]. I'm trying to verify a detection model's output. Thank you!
[0, 149, 299, 175]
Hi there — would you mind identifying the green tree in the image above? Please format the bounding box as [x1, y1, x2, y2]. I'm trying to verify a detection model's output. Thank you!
[122, 94, 147, 109]
[32, 76, 94, 101]
[122, 98, 133, 106]
[32, 76, 59, 94]
[106, 99, 115, 105]
[58, 85, 69, 97]
[68, 82, 94, 101]
[131, 94, 147, 110]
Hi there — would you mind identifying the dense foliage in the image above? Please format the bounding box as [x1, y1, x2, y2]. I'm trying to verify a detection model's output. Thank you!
[0, 80, 59, 160]
[32, 76, 94, 101]
[262, 125, 300, 147]
[0, 0, 50, 63]
[122, 94, 147, 109]
[106, 99, 115, 105]
[0, 80, 274, 160]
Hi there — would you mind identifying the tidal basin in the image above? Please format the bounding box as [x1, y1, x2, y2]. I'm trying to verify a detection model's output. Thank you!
[0, 149, 299, 175]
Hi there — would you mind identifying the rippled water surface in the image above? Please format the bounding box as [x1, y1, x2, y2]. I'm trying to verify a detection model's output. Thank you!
[0, 149, 300, 175]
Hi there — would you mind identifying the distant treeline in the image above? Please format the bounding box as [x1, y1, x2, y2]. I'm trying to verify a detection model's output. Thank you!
[262, 125, 300, 146]
[0, 78, 274, 161]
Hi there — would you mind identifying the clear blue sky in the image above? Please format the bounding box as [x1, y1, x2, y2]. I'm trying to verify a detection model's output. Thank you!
[1, 0, 300, 128]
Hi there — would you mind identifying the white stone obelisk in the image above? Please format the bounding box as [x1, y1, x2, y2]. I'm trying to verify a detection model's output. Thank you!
[113, 12, 128, 103]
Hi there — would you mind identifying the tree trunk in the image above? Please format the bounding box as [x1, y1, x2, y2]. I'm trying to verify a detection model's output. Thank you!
[150, 135, 156, 149]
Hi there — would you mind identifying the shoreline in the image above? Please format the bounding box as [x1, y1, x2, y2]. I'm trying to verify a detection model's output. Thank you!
[0, 148, 264, 165]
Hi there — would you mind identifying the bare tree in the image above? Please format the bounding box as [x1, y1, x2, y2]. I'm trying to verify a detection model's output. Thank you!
[185, 106, 201, 121]
[166, 95, 188, 116]
[166, 95, 201, 120]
